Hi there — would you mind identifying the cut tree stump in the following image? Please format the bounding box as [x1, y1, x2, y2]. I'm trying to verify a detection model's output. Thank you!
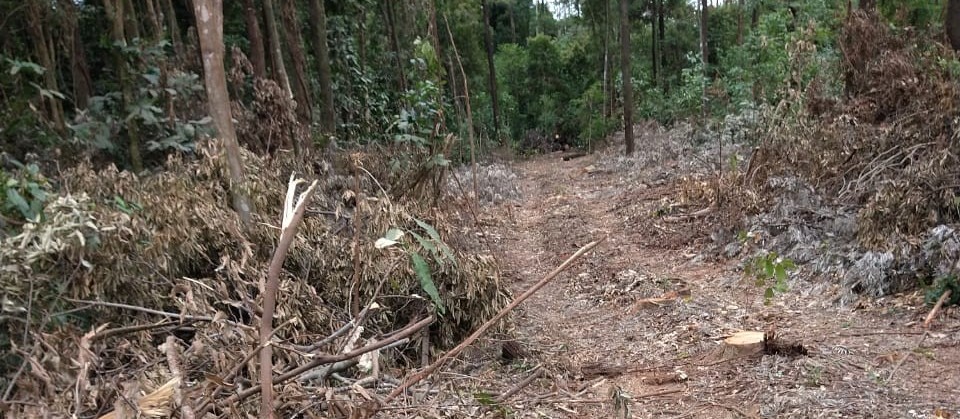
[721, 331, 766, 359]
[718, 329, 808, 362]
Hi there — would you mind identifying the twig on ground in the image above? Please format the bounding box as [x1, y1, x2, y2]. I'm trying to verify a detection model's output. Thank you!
[888, 331, 928, 381]
[496, 365, 543, 403]
[384, 238, 605, 403]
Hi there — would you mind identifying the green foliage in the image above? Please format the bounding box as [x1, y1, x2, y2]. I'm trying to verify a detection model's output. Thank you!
[68, 40, 208, 164]
[1, 161, 51, 224]
[376, 218, 458, 315]
[0, 57, 59, 156]
[745, 251, 796, 305]
[925, 275, 960, 307]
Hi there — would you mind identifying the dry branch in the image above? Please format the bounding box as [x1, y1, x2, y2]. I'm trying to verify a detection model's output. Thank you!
[200, 315, 434, 415]
[496, 365, 543, 403]
[923, 290, 952, 329]
[384, 238, 606, 403]
[259, 175, 319, 419]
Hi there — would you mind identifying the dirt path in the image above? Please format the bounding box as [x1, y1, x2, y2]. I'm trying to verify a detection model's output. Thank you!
[481, 151, 960, 418]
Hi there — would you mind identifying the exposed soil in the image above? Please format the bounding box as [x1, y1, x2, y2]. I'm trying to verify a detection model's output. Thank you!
[474, 148, 960, 418]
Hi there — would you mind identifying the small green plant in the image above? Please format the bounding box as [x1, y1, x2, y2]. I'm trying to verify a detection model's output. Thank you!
[924, 275, 960, 307]
[376, 217, 456, 315]
[745, 251, 796, 305]
[1, 160, 50, 222]
[805, 365, 824, 387]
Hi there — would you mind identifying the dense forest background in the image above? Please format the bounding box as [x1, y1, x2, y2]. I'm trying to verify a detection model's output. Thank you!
[3, 0, 960, 417]
[2, 0, 946, 170]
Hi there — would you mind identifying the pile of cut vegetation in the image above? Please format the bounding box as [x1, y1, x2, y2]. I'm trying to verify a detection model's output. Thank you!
[720, 9, 960, 301]
[0, 140, 508, 417]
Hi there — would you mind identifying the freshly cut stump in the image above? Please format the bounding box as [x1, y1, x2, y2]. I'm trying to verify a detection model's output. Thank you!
[720, 331, 765, 359]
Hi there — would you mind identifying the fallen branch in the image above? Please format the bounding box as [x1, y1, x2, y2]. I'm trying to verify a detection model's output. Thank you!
[201, 316, 433, 414]
[259, 175, 320, 419]
[384, 238, 606, 403]
[162, 336, 194, 419]
[64, 299, 215, 322]
[496, 365, 543, 403]
[923, 290, 952, 329]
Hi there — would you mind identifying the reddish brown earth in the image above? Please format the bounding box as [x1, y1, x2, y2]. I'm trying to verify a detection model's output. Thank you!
[472, 150, 960, 418]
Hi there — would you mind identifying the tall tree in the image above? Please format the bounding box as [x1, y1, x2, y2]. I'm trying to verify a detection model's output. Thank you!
[620, 0, 634, 155]
[103, 0, 144, 172]
[162, 0, 185, 59]
[242, 0, 268, 79]
[948, 0, 960, 51]
[308, 0, 336, 134]
[192, 0, 254, 226]
[279, 0, 314, 127]
[26, 0, 66, 134]
[383, 0, 408, 92]
[482, 0, 501, 141]
[651, 0, 659, 86]
[62, 0, 93, 110]
[736, 0, 744, 44]
[262, 0, 292, 97]
[699, 0, 708, 121]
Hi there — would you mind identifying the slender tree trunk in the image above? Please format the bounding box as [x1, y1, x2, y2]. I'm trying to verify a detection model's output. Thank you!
[736, 0, 744, 44]
[603, 0, 613, 118]
[123, 0, 142, 40]
[482, 0, 501, 141]
[509, 1, 518, 43]
[193, 0, 254, 226]
[103, 0, 144, 172]
[699, 0, 709, 121]
[651, 0, 658, 86]
[383, 0, 407, 92]
[242, 0, 268, 79]
[949, 0, 960, 51]
[308, 0, 336, 134]
[63, 0, 92, 109]
[162, 0, 185, 59]
[620, 0, 634, 155]
[26, 1, 66, 134]
[279, 0, 314, 126]
[144, 0, 162, 39]
[262, 0, 292, 97]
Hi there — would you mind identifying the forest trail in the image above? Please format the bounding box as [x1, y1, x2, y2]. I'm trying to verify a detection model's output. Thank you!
[480, 149, 960, 418]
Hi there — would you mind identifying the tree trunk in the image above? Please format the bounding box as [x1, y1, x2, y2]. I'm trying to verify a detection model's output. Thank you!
[279, 0, 314, 127]
[63, 0, 93, 110]
[103, 0, 144, 173]
[482, 0, 501, 141]
[242, 0, 268, 79]
[162, 0, 185, 59]
[383, 0, 407, 92]
[736, 0, 744, 44]
[26, 1, 66, 134]
[509, 1, 518, 43]
[262, 0, 292, 98]
[123, 0, 142, 40]
[308, 0, 336, 134]
[603, 0, 613, 118]
[699, 0, 709, 121]
[144, 0, 163, 39]
[620, 0, 634, 155]
[651, 0, 658, 86]
[193, 0, 254, 226]
[948, 0, 960, 50]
